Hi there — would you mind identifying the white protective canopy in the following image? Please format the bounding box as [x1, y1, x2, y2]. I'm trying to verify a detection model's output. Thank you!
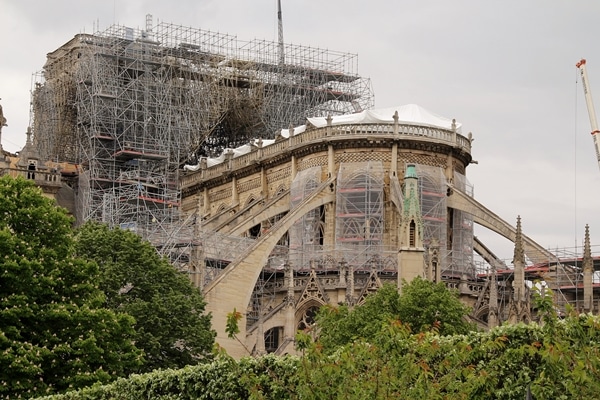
[307, 104, 461, 133]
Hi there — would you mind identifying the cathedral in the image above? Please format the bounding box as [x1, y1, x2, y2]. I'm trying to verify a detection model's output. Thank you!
[178, 105, 597, 357]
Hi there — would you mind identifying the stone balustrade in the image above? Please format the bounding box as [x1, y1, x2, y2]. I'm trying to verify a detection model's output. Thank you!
[3, 168, 62, 187]
[180, 121, 472, 189]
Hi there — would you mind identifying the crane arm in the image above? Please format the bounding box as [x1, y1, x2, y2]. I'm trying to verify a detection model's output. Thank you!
[576, 59, 600, 170]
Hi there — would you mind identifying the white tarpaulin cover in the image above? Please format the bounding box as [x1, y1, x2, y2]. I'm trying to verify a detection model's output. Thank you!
[307, 104, 461, 132]
[183, 104, 460, 170]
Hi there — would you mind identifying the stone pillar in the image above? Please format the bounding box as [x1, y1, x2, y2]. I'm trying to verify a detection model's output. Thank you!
[339, 260, 347, 286]
[203, 187, 210, 216]
[290, 155, 297, 182]
[327, 144, 335, 179]
[583, 225, 594, 313]
[231, 176, 239, 205]
[488, 264, 499, 329]
[191, 211, 205, 289]
[261, 167, 268, 200]
[391, 143, 398, 177]
[255, 316, 266, 355]
[284, 263, 296, 341]
[346, 263, 355, 306]
[458, 273, 472, 296]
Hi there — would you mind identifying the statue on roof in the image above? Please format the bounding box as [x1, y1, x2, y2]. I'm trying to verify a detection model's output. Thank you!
[0, 98, 6, 136]
[0, 99, 6, 153]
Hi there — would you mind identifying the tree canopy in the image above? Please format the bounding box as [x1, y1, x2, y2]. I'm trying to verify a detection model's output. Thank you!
[315, 278, 474, 352]
[34, 299, 600, 400]
[74, 222, 215, 372]
[0, 176, 142, 399]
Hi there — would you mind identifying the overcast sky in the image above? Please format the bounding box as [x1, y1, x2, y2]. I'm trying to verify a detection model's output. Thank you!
[1, 0, 599, 262]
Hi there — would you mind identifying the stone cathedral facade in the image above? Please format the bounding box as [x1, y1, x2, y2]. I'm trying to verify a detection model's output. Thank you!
[178, 105, 581, 358]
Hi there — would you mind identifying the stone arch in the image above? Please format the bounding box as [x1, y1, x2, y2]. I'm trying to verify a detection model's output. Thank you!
[275, 184, 287, 196]
[245, 194, 258, 206]
[472, 303, 489, 322]
[264, 326, 284, 353]
[204, 177, 336, 357]
[296, 298, 325, 331]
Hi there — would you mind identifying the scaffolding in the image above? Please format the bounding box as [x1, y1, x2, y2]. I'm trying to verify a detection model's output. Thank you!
[335, 161, 385, 268]
[451, 171, 475, 277]
[288, 166, 323, 269]
[416, 164, 449, 272]
[31, 16, 374, 241]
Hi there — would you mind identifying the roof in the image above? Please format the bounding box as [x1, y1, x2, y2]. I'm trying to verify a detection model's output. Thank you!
[184, 104, 461, 171]
[307, 104, 461, 133]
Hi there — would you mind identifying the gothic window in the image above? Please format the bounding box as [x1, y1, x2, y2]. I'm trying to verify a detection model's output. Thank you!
[298, 305, 320, 331]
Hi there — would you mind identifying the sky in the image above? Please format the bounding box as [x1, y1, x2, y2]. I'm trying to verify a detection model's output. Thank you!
[1, 0, 599, 262]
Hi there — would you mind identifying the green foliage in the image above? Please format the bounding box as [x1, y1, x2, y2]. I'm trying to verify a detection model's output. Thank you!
[33, 354, 301, 400]
[226, 308, 242, 339]
[32, 310, 600, 400]
[297, 314, 600, 399]
[397, 276, 475, 335]
[316, 279, 474, 353]
[74, 222, 215, 372]
[0, 176, 141, 399]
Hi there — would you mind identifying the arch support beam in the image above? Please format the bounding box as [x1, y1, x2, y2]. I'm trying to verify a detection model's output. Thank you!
[204, 177, 336, 358]
[447, 185, 555, 264]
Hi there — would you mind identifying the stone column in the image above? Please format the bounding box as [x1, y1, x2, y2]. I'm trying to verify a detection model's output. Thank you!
[255, 316, 266, 355]
[284, 263, 296, 341]
[346, 263, 355, 307]
[583, 225, 594, 313]
[231, 176, 238, 205]
[203, 187, 210, 217]
[290, 154, 297, 182]
[261, 167, 268, 200]
[327, 144, 335, 178]
[488, 264, 499, 329]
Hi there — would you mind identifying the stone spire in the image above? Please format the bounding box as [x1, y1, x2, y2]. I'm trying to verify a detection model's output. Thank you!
[487, 262, 499, 328]
[513, 216, 525, 268]
[583, 224, 594, 312]
[284, 263, 296, 342]
[513, 216, 526, 301]
[508, 216, 530, 323]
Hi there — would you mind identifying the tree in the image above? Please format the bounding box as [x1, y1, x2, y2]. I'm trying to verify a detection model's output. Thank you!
[0, 176, 142, 399]
[74, 222, 215, 372]
[397, 276, 474, 335]
[316, 278, 474, 352]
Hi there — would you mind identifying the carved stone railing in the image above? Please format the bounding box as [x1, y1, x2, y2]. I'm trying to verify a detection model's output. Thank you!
[2, 168, 62, 188]
[181, 122, 472, 190]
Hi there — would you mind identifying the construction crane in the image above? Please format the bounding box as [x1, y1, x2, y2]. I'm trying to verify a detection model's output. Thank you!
[576, 59, 600, 170]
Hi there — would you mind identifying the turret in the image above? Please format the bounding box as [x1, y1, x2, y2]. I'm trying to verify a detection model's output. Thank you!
[398, 164, 425, 292]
